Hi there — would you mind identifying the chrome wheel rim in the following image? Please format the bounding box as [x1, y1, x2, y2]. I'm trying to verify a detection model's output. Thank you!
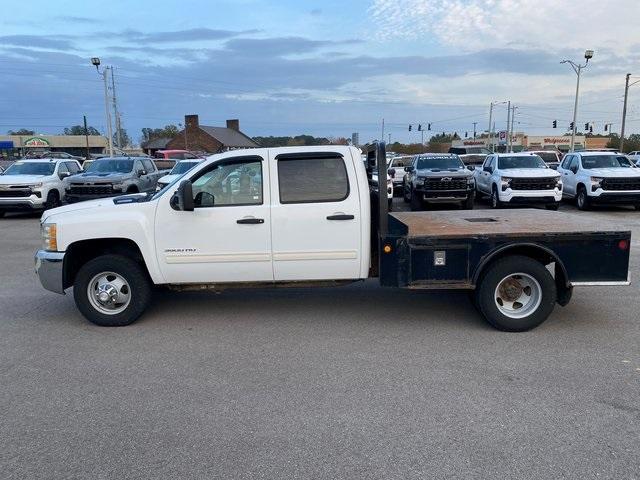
[494, 273, 542, 319]
[87, 272, 131, 315]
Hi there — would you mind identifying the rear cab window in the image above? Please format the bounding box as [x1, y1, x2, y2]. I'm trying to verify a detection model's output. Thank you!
[276, 153, 349, 204]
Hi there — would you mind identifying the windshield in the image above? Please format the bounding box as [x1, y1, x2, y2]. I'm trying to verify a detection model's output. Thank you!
[498, 155, 547, 169]
[391, 158, 412, 168]
[170, 161, 199, 175]
[2, 161, 55, 176]
[86, 159, 134, 173]
[581, 155, 635, 169]
[416, 156, 464, 170]
[534, 152, 559, 163]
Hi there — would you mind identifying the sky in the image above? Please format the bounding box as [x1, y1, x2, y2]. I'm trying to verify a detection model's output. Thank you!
[1, 0, 640, 145]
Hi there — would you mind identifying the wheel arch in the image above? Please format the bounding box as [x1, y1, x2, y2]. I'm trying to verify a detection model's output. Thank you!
[472, 243, 571, 306]
[63, 238, 151, 290]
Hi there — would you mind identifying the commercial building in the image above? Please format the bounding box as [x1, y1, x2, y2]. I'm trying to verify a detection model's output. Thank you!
[451, 133, 590, 153]
[0, 134, 108, 160]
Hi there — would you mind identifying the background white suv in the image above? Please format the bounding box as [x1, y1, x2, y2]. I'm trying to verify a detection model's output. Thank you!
[475, 153, 562, 210]
[557, 151, 640, 210]
[0, 158, 81, 217]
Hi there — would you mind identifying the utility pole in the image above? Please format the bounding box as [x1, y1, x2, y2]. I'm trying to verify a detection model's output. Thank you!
[83, 115, 90, 160]
[510, 106, 517, 152]
[620, 73, 631, 153]
[388, 133, 391, 145]
[506, 101, 511, 152]
[381, 118, 385, 143]
[561, 50, 593, 152]
[488, 103, 494, 152]
[91, 58, 114, 158]
[110, 66, 123, 149]
[473, 122, 477, 139]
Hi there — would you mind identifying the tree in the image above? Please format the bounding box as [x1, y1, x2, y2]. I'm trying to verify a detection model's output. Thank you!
[141, 125, 180, 143]
[113, 128, 131, 148]
[63, 125, 101, 136]
[429, 133, 460, 144]
[607, 133, 640, 153]
[7, 128, 35, 135]
[252, 135, 331, 147]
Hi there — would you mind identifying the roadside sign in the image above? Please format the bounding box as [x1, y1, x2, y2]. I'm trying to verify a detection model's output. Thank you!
[498, 131, 507, 144]
[0, 141, 14, 149]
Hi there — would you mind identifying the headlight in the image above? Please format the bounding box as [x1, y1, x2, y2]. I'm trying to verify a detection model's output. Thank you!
[500, 177, 512, 191]
[590, 176, 603, 192]
[556, 179, 563, 189]
[41, 223, 57, 252]
[26, 183, 43, 189]
[416, 177, 426, 185]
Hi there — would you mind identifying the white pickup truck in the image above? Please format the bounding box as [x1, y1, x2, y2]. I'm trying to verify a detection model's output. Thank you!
[475, 153, 562, 210]
[35, 144, 632, 332]
[0, 158, 82, 216]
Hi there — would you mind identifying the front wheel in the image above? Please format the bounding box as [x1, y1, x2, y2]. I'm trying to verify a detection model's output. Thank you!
[490, 186, 502, 209]
[73, 254, 152, 326]
[44, 190, 61, 210]
[403, 183, 411, 203]
[474, 255, 556, 332]
[576, 186, 591, 211]
[463, 193, 475, 210]
[545, 203, 560, 211]
[410, 189, 423, 211]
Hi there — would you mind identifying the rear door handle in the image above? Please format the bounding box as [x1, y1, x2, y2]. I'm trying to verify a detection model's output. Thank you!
[327, 214, 354, 220]
[237, 218, 264, 224]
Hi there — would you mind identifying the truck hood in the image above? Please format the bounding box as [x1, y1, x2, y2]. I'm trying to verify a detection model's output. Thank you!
[585, 168, 640, 178]
[41, 194, 148, 223]
[498, 169, 560, 178]
[417, 168, 472, 178]
[69, 172, 131, 184]
[0, 174, 49, 185]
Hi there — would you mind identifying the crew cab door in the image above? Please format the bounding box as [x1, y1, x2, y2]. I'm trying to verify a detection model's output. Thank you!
[269, 150, 362, 281]
[558, 155, 578, 197]
[154, 154, 273, 284]
[477, 155, 494, 193]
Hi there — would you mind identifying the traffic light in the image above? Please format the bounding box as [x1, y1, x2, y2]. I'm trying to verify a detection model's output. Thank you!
[408, 124, 412, 131]
[590, 125, 593, 134]
[465, 131, 468, 138]
[604, 124, 608, 132]
[552, 120, 557, 128]
[570, 122, 574, 130]
[427, 123, 431, 131]
[584, 122, 589, 130]
[418, 124, 422, 131]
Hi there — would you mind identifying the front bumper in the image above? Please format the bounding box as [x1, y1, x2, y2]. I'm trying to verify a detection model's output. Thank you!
[0, 195, 45, 210]
[416, 186, 474, 203]
[34, 250, 66, 294]
[499, 189, 562, 204]
[589, 191, 640, 205]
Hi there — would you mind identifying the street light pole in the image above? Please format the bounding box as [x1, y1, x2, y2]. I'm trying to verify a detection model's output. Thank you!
[91, 58, 114, 157]
[488, 103, 494, 152]
[620, 73, 631, 153]
[561, 50, 593, 153]
[506, 101, 511, 152]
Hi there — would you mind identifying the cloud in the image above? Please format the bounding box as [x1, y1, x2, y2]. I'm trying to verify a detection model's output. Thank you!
[121, 28, 259, 44]
[369, 0, 640, 53]
[56, 15, 96, 24]
[0, 35, 74, 50]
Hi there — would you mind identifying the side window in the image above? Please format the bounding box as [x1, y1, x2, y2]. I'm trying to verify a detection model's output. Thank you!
[142, 159, 155, 172]
[134, 160, 145, 173]
[57, 162, 69, 175]
[277, 156, 349, 204]
[191, 157, 263, 208]
[66, 161, 80, 174]
[560, 155, 572, 169]
[482, 156, 492, 168]
[569, 156, 579, 171]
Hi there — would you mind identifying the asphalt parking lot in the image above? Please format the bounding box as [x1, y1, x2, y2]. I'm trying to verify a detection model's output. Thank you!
[1, 200, 639, 479]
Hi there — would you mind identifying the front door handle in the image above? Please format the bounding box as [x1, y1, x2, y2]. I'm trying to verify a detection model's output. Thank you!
[327, 214, 354, 220]
[237, 218, 264, 224]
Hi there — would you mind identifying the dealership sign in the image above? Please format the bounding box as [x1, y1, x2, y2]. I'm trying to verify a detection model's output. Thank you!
[23, 137, 50, 147]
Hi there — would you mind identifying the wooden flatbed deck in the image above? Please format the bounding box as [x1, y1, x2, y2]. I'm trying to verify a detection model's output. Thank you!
[390, 209, 628, 240]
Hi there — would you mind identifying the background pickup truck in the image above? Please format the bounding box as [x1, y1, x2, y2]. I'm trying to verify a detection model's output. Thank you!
[35, 143, 631, 332]
[66, 156, 167, 202]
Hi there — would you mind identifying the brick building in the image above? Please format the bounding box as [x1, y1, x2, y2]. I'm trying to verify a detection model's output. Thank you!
[166, 115, 259, 153]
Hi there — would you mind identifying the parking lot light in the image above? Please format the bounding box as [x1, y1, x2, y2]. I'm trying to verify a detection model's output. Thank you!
[90, 57, 114, 158]
[561, 50, 594, 153]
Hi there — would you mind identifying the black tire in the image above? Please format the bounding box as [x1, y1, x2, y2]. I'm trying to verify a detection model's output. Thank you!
[127, 186, 139, 194]
[388, 198, 393, 212]
[545, 203, 560, 211]
[490, 185, 502, 209]
[474, 255, 556, 332]
[0, 210, 5, 218]
[576, 186, 591, 211]
[410, 189, 422, 211]
[403, 183, 411, 203]
[463, 193, 475, 210]
[44, 190, 61, 210]
[73, 254, 152, 327]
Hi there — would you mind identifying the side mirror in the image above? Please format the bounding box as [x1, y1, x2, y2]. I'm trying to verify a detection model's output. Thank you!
[387, 168, 396, 178]
[171, 180, 194, 211]
[404, 166, 415, 173]
[137, 169, 146, 177]
[483, 166, 493, 173]
[570, 166, 578, 174]
[466, 165, 474, 171]
[59, 172, 71, 179]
